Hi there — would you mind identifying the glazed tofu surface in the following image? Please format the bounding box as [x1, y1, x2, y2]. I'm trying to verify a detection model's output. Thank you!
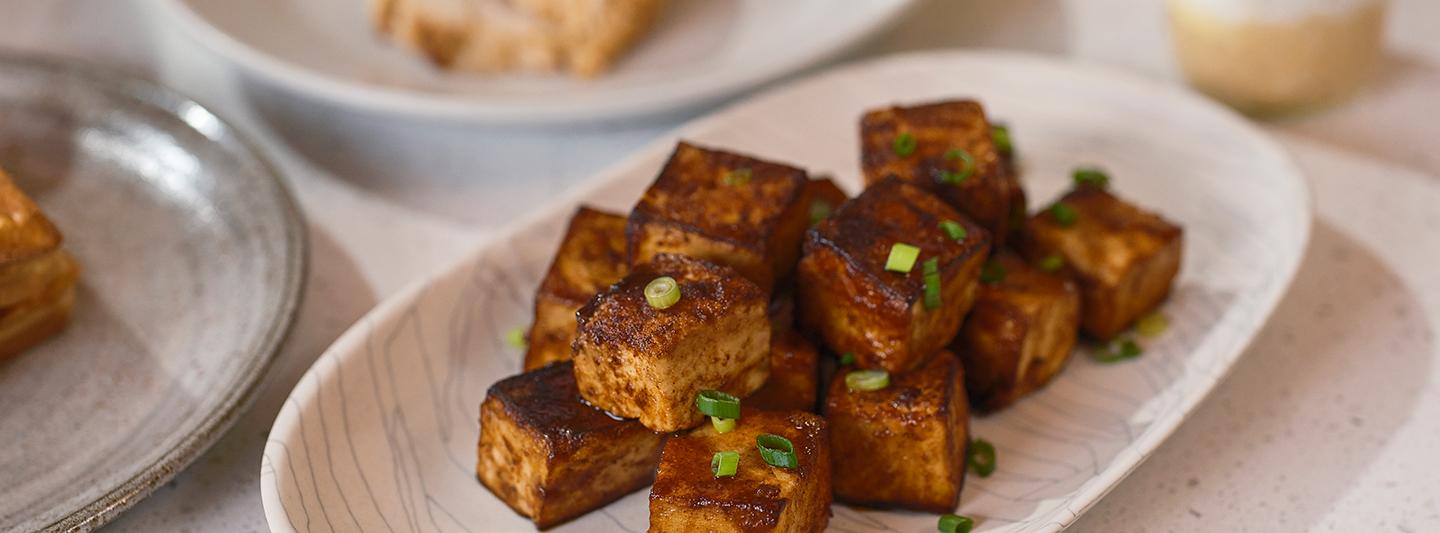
[803, 176, 849, 227]
[747, 330, 820, 413]
[627, 141, 811, 290]
[1021, 186, 1182, 339]
[476, 362, 665, 529]
[825, 353, 969, 512]
[525, 206, 629, 371]
[953, 252, 1080, 413]
[860, 100, 1016, 241]
[649, 409, 832, 533]
[572, 253, 771, 432]
[796, 178, 991, 374]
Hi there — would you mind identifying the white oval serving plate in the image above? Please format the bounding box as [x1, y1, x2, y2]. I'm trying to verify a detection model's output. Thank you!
[156, 0, 916, 125]
[261, 51, 1309, 532]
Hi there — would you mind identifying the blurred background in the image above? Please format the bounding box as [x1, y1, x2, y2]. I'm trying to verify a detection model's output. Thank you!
[3, 0, 1437, 531]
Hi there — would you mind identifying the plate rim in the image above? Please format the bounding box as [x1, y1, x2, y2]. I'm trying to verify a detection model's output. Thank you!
[0, 51, 310, 533]
[152, 0, 920, 125]
[261, 49, 1311, 532]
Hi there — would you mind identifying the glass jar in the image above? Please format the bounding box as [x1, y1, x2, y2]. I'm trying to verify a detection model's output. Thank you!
[1167, 0, 1387, 115]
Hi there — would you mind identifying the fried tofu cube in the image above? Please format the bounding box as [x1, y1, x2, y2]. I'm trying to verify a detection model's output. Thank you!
[573, 253, 770, 432]
[999, 146, 1029, 247]
[1020, 186, 1183, 339]
[748, 330, 820, 413]
[795, 178, 991, 374]
[649, 410, 832, 533]
[860, 100, 1017, 244]
[803, 176, 849, 227]
[477, 362, 665, 529]
[524, 206, 628, 371]
[627, 142, 811, 291]
[952, 252, 1080, 413]
[825, 353, 969, 512]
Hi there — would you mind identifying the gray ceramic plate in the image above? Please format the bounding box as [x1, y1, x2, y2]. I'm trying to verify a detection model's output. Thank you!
[0, 53, 305, 532]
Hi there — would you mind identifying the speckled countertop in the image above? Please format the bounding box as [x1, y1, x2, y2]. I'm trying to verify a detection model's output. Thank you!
[3, 0, 1438, 531]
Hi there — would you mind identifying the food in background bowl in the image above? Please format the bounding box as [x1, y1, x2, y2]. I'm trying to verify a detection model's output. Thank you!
[370, 0, 665, 77]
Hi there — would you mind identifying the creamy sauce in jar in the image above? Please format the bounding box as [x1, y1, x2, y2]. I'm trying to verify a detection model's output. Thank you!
[1168, 0, 1386, 114]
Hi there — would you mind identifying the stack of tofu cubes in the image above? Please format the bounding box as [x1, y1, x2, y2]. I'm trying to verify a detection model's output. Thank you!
[476, 100, 1182, 531]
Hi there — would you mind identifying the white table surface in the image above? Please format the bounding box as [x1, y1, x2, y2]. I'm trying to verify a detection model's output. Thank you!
[4, 0, 1439, 531]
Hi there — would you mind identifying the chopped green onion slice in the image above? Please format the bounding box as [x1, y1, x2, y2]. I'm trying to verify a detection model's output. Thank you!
[711, 451, 740, 477]
[839, 352, 856, 366]
[923, 257, 942, 310]
[695, 390, 741, 419]
[505, 326, 528, 349]
[991, 124, 1013, 156]
[885, 243, 921, 273]
[845, 369, 891, 392]
[939, 514, 976, 533]
[809, 200, 833, 225]
[1050, 203, 1078, 226]
[969, 438, 997, 478]
[711, 416, 737, 433]
[979, 260, 1007, 284]
[1091, 338, 1143, 363]
[1072, 167, 1110, 188]
[893, 132, 917, 156]
[940, 149, 976, 184]
[756, 434, 798, 469]
[645, 276, 681, 309]
[939, 220, 968, 241]
[1137, 312, 1169, 337]
[1038, 254, 1065, 272]
[1120, 339, 1143, 357]
[723, 167, 753, 186]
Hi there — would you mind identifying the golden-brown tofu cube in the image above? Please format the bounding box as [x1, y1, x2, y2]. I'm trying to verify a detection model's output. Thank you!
[860, 100, 1017, 244]
[627, 141, 811, 291]
[748, 330, 819, 413]
[803, 176, 849, 227]
[951, 252, 1080, 413]
[795, 178, 991, 374]
[573, 253, 770, 432]
[1020, 186, 1183, 340]
[999, 146, 1028, 247]
[649, 409, 832, 533]
[524, 206, 628, 371]
[824, 353, 969, 512]
[477, 362, 665, 529]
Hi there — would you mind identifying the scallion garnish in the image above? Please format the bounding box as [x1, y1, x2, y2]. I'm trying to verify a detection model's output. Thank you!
[711, 416, 736, 433]
[923, 257, 941, 310]
[885, 243, 921, 273]
[1072, 167, 1110, 188]
[979, 260, 1007, 284]
[711, 451, 739, 477]
[756, 434, 798, 469]
[695, 390, 741, 419]
[1091, 338, 1143, 363]
[505, 326, 528, 349]
[969, 438, 997, 478]
[809, 200, 833, 225]
[839, 352, 856, 366]
[939, 220, 968, 241]
[991, 124, 1013, 156]
[940, 149, 975, 184]
[723, 167, 753, 186]
[1038, 254, 1065, 272]
[645, 276, 681, 309]
[1050, 203, 1078, 226]
[893, 132, 917, 157]
[939, 514, 976, 533]
[845, 369, 890, 392]
[1137, 312, 1169, 337]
